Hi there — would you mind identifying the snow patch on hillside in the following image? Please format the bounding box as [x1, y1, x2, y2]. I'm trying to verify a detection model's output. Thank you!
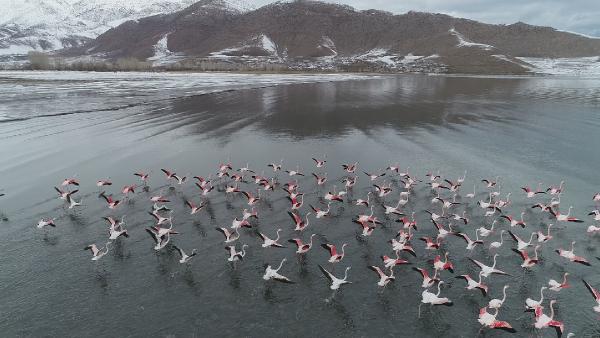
[449, 28, 495, 50]
[147, 33, 186, 66]
[516, 56, 600, 76]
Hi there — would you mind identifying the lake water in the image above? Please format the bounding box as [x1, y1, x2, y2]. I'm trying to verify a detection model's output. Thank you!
[0, 71, 599, 337]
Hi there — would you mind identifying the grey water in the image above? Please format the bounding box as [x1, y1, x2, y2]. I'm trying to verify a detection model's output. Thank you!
[0, 71, 599, 337]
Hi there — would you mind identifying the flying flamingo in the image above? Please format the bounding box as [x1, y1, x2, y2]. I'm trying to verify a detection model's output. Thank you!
[478, 307, 515, 333]
[263, 258, 294, 283]
[215, 227, 240, 243]
[556, 241, 590, 265]
[288, 234, 316, 254]
[537, 223, 553, 243]
[455, 271, 488, 296]
[469, 254, 509, 277]
[525, 286, 547, 310]
[508, 230, 535, 250]
[489, 230, 505, 250]
[225, 244, 248, 262]
[310, 203, 331, 218]
[322, 243, 348, 263]
[312, 157, 326, 168]
[488, 285, 509, 310]
[185, 199, 205, 215]
[533, 300, 564, 336]
[368, 265, 395, 288]
[258, 229, 285, 248]
[84, 242, 111, 261]
[582, 280, 600, 314]
[419, 281, 452, 318]
[550, 206, 584, 223]
[173, 246, 197, 264]
[513, 245, 540, 268]
[37, 218, 56, 229]
[454, 231, 483, 251]
[312, 173, 327, 185]
[381, 252, 410, 269]
[100, 193, 120, 209]
[548, 273, 569, 292]
[433, 252, 454, 273]
[318, 265, 351, 290]
[501, 212, 526, 228]
[413, 267, 439, 288]
[288, 211, 311, 231]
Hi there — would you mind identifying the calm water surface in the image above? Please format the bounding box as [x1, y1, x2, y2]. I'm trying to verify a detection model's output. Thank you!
[0, 72, 599, 337]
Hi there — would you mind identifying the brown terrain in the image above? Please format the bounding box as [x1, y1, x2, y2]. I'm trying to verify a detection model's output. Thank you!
[63, 0, 600, 74]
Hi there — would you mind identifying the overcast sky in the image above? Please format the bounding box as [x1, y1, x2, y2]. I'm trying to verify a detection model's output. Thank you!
[251, 0, 600, 37]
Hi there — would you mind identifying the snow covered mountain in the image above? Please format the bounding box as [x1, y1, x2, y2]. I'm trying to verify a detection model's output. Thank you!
[0, 0, 254, 56]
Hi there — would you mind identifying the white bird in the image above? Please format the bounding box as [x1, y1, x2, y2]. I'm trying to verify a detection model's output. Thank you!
[226, 244, 248, 262]
[173, 245, 197, 264]
[368, 265, 395, 288]
[37, 218, 56, 229]
[318, 265, 351, 290]
[489, 230, 505, 250]
[469, 254, 509, 277]
[489, 285, 509, 310]
[263, 258, 294, 283]
[85, 242, 111, 261]
[215, 227, 240, 243]
[548, 273, 569, 292]
[525, 286, 547, 310]
[419, 281, 452, 318]
[145, 230, 171, 251]
[258, 229, 285, 248]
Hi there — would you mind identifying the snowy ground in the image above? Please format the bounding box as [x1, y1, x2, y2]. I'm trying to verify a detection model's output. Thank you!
[518, 56, 600, 76]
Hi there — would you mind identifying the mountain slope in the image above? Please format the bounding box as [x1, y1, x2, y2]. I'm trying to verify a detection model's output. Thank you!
[0, 0, 253, 56]
[65, 1, 600, 74]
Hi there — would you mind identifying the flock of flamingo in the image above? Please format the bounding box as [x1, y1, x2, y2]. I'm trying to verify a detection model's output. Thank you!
[11, 156, 600, 336]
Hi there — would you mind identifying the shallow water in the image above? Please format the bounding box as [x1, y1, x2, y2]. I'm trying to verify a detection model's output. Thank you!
[0, 72, 599, 337]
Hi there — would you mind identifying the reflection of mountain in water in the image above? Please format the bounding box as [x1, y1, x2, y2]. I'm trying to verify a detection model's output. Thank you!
[149, 76, 529, 141]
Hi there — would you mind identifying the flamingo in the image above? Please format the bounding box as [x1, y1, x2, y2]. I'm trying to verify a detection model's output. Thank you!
[267, 159, 283, 172]
[364, 170, 385, 181]
[368, 265, 395, 288]
[285, 165, 305, 177]
[173, 246, 197, 264]
[389, 238, 416, 257]
[589, 210, 600, 221]
[373, 181, 392, 197]
[413, 267, 439, 288]
[533, 300, 564, 336]
[433, 220, 454, 241]
[312, 156, 326, 168]
[537, 223, 553, 243]
[343, 176, 357, 189]
[149, 210, 172, 226]
[108, 226, 129, 240]
[358, 220, 375, 237]
[310, 203, 331, 219]
[65, 193, 82, 209]
[497, 193, 511, 208]
[481, 176, 499, 188]
[323, 243, 348, 263]
[242, 208, 258, 220]
[433, 252, 454, 273]
[241, 190, 260, 206]
[501, 211, 526, 228]
[381, 252, 410, 269]
[37, 218, 56, 228]
[100, 193, 120, 209]
[355, 192, 371, 207]
[546, 181, 564, 195]
[341, 162, 358, 173]
[582, 280, 600, 313]
[420, 236, 441, 250]
[556, 241, 590, 265]
[288, 234, 316, 254]
[225, 244, 248, 262]
[318, 265, 351, 290]
[513, 245, 540, 268]
[288, 211, 311, 231]
[397, 212, 417, 230]
[238, 163, 255, 174]
[455, 231, 483, 251]
[550, 206, 584, 223]
[508, 230, 535, 250]
[489, 285, 509, 310]
[455, 271, 488, 296]
[215, 227, 240, 243]
[548, 273, 569, 292]
[594, 193, 600, 202]
[476, 220, 496, 237]
[54, 187, 75, 200]
[324, 185, 344, 202]
[489, 230, 505, 250]
[61, 178, 79, 186]
[419, 281, 452, 317]
[465, 185, 476, 199]
[185, 199, 205, 215]
[84, 242, 111, 261]
[451, 211, 469, 224]
[477, 193, 493, 209]
[134, 171, 150, 183]
[289, 194, 304, 210]
[145, 229, 170, 250]
[525, 286, 547, 310]
[312, 173, 327, 186]
[258, 229, 285, 248]
[263, 258, 294, 283]
[478, 307, 515, 333]
[469, 254, 509, 277]
[522, 183, 546, 198]
[96, 179, 112, 187]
